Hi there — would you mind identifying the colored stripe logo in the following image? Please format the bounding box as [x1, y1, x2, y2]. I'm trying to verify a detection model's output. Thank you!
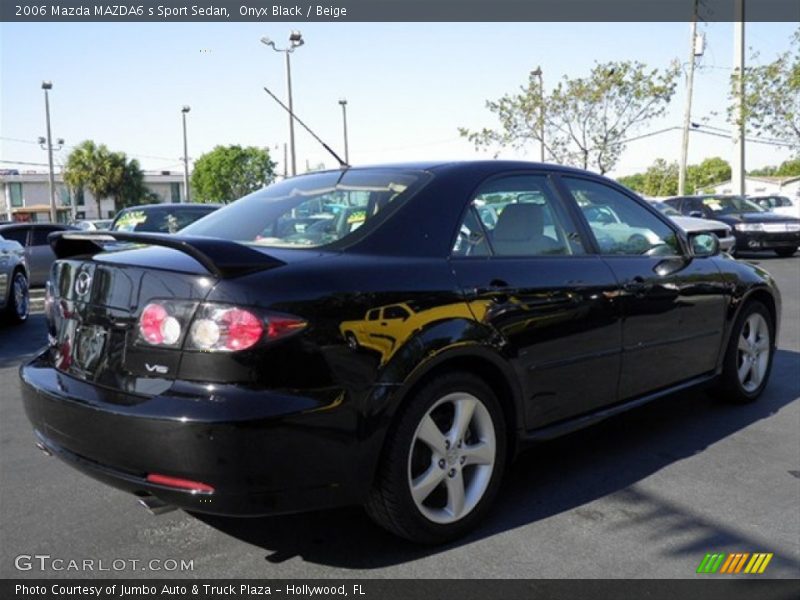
[697, 552, 773, 574]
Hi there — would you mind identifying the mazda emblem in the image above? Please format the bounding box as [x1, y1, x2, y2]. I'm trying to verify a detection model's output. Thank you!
[75, 271, 92, 297]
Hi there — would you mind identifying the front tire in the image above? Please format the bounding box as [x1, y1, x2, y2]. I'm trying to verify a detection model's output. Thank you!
[711, 301, 774, 404]
[774, 247, 797, 258]
[4, 270, 29, 324]
[366, 372, 507, 544]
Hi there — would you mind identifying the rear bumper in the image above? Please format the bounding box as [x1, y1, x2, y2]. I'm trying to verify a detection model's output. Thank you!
[20, 351, 365, 516]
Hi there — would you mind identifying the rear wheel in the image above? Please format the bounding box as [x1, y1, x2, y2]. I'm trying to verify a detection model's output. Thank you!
[4, 270, 29, 324]
[774, 247, 797, 257]
[366, 372, 506, 544]
[711, 301, 774, 403]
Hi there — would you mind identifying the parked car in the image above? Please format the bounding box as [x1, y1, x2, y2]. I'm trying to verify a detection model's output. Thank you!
[665, 195, 800, 257]
[647, 200, 736, 253]
[75, 219, 113, 231]
[111, 203, 221, 233]
[0, 223, 77, 286]
[0, 234, 29, 323]
[749, 195, 800, 219]
[21, 162, 780, 544]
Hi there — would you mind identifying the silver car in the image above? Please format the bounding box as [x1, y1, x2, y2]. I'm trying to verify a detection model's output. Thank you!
[648, 201, 736, 253]
[0, 223, 76, 287]
[0, 233, 29, 323]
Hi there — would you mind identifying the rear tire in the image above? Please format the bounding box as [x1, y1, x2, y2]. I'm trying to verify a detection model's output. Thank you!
[774, 247, 797, 258]
[4, 270, 29, 325]
[366, 372, 507, 544]
[710, 301, 774, 404]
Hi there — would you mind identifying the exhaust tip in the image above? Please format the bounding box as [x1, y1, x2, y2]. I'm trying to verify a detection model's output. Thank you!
[137, 496, 178, 516]
[35, 441, 52, 457]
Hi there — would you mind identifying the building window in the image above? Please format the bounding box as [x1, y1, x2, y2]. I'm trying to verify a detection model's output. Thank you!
[75, 188, 85, 206]
[9, 183, 23, 207]
[170, 182, 181, 203]
[59, 186, 71, 206]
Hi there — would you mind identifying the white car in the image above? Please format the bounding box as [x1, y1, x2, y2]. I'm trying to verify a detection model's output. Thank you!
[750, 195, 800, 219]
[648, 201, 736, 253]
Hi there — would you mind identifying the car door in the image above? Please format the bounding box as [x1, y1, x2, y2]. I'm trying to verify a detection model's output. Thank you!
[28, 225, 62, 286]
[560, 176, 728, 400]
[450, 172, 622, 429]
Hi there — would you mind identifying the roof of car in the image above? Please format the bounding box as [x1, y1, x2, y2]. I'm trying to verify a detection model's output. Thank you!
[117, 203, 222, 211]
[298, 160, 607, 178]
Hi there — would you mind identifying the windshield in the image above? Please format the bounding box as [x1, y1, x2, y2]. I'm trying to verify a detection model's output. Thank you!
[700, 196, 764, 215]
[181, 168, 431, 249]
[112, 206, 218, 233]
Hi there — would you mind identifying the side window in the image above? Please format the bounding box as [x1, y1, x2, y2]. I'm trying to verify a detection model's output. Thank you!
[367, 309, 380, 321]
[563, 177, 680, 256]
[32, 227, 58, 246]
[1, 228, 28, 246]
[383, 305, 411, 320]
[452, 175, 585, 257]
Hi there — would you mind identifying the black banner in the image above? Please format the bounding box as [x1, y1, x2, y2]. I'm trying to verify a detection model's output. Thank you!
[3, 580, 799, 600]
[3, 0, 800, 23]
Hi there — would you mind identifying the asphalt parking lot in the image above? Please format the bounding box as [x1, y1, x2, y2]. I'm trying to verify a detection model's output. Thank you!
[1, 254, 798, 580]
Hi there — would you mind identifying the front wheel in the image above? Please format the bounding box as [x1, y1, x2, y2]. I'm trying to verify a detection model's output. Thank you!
[366, 372, 506, 544]
[4, 271, 29, 324]
[774, 247, 797, 258]
[710, 301, 774, 403]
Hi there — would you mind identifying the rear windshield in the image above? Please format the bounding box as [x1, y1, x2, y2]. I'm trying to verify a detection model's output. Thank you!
[181, 168, 431, 249]
[112, 206, 218, 233]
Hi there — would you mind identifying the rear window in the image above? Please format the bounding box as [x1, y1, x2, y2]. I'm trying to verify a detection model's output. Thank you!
[180, 169, 431, 249]
[112, 206, 217, 233]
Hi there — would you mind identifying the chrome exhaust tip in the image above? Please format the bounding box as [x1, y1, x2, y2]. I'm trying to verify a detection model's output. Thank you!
[35, 441, 52, 456]
[137, 496, 178, 516]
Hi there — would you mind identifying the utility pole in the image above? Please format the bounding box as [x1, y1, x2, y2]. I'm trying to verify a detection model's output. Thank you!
[283, 143, 288, 179]
[41, 81, 58, 223]
[531, 67, 544, 162]
[678, 1, 700, 195]
[338, 98, 350, 165]
[181, 106, 191, 203]
[732, 0, 746, 196]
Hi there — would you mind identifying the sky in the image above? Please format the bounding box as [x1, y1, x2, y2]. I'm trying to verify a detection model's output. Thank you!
[1, 21, 797, 180]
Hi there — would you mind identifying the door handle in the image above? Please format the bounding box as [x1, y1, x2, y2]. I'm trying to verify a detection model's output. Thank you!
[489, 279, 510, 290]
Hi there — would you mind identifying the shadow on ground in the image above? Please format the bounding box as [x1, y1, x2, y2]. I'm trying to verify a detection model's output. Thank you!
[196, 348, 800, 572]
[0, 315, 47, 369]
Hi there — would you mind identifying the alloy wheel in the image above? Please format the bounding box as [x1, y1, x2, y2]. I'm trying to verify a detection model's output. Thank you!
[13, 273, 28, 320]
[737, 313, 770, 392]
[407, 392, 496, 524]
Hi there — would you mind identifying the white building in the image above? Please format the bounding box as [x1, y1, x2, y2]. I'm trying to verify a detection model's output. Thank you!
[709, 175, 800, 200]
[0, 169, 187, 223]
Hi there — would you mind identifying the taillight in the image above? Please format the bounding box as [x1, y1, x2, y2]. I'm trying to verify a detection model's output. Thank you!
[136, 300, 306, 352]
[136, 300, 198, 348]
[186, 304, 305, 352]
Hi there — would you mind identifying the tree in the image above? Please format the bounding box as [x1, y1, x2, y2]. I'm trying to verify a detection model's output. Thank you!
[114, 156, 157, 209]
[736, 27, 800, 154]
[191, 145, 277, 203]
[687, 157, 731, 192]
[460, 61, 680, 175]
[63, 141, 124, 218]
[749, 158, 800, 177]
[617, 157, 732, 196]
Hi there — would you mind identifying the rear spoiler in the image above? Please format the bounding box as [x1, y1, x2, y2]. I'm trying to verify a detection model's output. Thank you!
[49, 231, 285, 279]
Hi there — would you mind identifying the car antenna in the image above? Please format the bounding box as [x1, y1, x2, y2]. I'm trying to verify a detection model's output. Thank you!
[263, 86, 349, 170]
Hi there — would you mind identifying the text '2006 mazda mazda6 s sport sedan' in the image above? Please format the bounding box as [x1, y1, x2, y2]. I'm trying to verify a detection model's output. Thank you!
[20, 161, 781, 544]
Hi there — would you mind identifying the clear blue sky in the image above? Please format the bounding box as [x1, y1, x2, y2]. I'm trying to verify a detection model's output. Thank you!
[1, 21, 796, 178]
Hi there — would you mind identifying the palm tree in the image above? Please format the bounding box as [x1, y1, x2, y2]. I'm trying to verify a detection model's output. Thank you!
[63, 141, 124, 219]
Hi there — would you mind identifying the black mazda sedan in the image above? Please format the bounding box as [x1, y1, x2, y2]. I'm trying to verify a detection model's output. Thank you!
[20, 162, 781, 544]
[665, 194, 800, 257]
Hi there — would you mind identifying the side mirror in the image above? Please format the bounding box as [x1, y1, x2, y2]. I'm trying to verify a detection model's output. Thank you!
[689, 232, 720, 257]
[688, 211, 704, 218]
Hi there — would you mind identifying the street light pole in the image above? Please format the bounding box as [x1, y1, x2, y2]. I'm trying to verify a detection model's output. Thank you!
[678, 1, 700, 196]
[338, 98, 349, 165]
[732, 0, 746, 196]
[262, 32, 304, 176]
[181, 105, 191, 203]
[41, 81, 58, 223]
[531, 67, 544, 163]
